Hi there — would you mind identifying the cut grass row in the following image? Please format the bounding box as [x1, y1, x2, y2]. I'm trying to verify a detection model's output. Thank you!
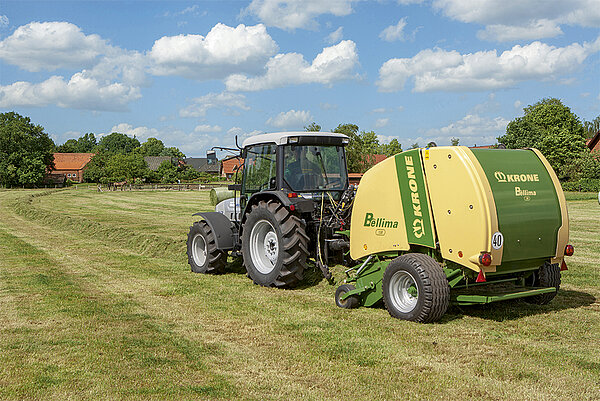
[0, 189, 598, 400]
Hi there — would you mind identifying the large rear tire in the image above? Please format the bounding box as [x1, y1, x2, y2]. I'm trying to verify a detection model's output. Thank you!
[187, 220, 227, 274]
[242, 199, 308, 288]
[382, 253, 450, 323]
[525, 261, 561, 305]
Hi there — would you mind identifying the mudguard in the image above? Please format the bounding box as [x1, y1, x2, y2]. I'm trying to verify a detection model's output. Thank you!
[192, 211, 235, 250]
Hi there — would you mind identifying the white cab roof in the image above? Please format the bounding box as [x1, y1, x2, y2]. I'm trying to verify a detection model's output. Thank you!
[241, 132, 349, 148]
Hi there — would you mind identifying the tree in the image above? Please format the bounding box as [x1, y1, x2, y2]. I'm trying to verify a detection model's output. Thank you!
[138, 137, 165, 156]
[56, 133, 97, 153]
[498, 98, 586, 173]
[410, 143, 420, 149]
[333, 123, 382, 173]
[155, 160, 178, 183]
[451, 137, 460, 146]
[0, 112, 55, 187]
[160, 146, 185, 159]
[381, 138, 402, 156]
[96, 132, 140, 155]
[304, 122, 321, 132]
[105, 153, 148, 182]
[584, 116, 600, 139]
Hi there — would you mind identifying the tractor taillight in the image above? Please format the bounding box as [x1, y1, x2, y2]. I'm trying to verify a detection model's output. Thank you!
[564, 244, 574, 256]
[479, 253, 492, 267]
[287, 192, 298, 198]
[289, 204, 296, 211]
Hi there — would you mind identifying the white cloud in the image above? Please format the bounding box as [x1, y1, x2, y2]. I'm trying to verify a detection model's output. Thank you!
[375, 118, 389, 128]
[514, 100, 522, 109]
[433, 0, 600, 41]
[0, 21, 110, 71]
[319, 102, 338, 110]
[266, 109, 312, 128]
[326, 27, 343, 44]
[109, 123, 159, 140]
[425, 113, 509, 140]
[378, 37, 600, 92]
[0, 21, 147, 111]
[149, 23, 277, 80]
[225, 40, 359, 91]
[0, 15, 8, 28]
[194, 124, 223, 133]
[477, 20, 563, 42]
[179, 92, 250, 118]
[243, 0, 356, 31]
[380, 18, 408, 42]
[0, 74, 141, 111]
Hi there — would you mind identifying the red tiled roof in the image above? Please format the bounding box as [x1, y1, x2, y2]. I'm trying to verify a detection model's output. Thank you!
[52, 153, 95, 170]
[587, 131, 600, 152]
[221, 157, 243, 175]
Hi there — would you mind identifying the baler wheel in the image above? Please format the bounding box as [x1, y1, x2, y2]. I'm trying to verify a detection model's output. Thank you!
[382, 253, 450, 323]
[335, 284, 360, 309]
[525, 261, 561, 305]
[187, 220, 227, 274]
[242, 199, 308, 288]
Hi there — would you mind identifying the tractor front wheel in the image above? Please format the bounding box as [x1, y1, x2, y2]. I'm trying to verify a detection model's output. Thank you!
[187, 220, 227, 274]
[382, 253, 450, 323]
[242, 199, 308, 288]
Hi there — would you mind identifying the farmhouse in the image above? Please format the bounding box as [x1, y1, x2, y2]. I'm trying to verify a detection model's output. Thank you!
[221, 156, 243, 179]
[184, 155, 220, 175]
[348, 154, 387, 185]
[144, 156, 179, 171]
[586, 131, 600, 154]
[47, 153, 95, 183]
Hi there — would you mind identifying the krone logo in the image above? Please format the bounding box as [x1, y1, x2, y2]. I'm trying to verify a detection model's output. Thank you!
[494, 171, 539, 183]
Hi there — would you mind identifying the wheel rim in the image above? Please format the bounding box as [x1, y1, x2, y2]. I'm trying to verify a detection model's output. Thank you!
[249, 219, 278, 274]
[191, 233, 207, 266]
[388, 270, 419, 313]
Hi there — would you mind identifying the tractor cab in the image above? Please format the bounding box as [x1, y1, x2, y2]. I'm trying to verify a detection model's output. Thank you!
[239, 132, 350, 206]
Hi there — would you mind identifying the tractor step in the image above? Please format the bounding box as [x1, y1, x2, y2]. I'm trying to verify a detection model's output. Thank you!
[451, 285, 557, 305]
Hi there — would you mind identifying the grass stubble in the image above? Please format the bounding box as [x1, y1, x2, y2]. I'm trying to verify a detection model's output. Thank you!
[0, 189, 598, 400]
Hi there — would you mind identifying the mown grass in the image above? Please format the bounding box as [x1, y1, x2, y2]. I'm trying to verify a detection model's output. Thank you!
[0, 188, 598, 400]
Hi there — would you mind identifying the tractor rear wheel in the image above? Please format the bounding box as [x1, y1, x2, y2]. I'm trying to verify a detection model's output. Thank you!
[525, 261, 561, 305]
[382, 253, 450, 323]
[187, 220, 227, 274]
[335, 284, 360, 309]
[242, 199, 308, 288]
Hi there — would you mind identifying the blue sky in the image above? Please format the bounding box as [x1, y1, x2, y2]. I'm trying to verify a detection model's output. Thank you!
[0, 0, 598, 157]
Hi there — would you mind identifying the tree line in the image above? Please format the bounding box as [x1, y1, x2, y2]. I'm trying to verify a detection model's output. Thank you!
[1, 101, 599, 189]
[0, 112, 204, 187]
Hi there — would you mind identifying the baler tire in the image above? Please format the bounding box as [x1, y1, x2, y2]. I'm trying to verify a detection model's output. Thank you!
[187, 220, 227, 274]
[242, 199, 308, 288]
[525, 261, 561, 305]
[335, 284, 360, 309]
[382, 253, 450, 323]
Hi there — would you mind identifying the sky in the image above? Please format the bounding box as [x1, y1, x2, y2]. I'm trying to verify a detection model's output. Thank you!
[0, 0, 599, 158]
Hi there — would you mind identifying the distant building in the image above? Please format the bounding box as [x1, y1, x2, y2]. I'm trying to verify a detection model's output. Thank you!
[586, 131, 600, 154]
[184, 158, 220, 174]
[47, 153, 95, 183]
[221, 156, 243, 179]
[144, 156, 180, 171]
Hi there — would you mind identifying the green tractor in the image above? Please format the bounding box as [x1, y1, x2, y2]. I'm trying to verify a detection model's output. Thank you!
[187, 132, 574, 322]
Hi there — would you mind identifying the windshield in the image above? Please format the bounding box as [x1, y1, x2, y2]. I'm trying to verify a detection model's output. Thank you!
[283, 145, 347, 192]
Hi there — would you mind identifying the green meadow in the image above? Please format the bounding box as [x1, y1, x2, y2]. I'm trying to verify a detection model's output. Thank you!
[0, 189, 598, 400]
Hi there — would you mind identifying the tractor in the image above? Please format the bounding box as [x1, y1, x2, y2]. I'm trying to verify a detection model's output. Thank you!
[186, 132, 574, 322]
